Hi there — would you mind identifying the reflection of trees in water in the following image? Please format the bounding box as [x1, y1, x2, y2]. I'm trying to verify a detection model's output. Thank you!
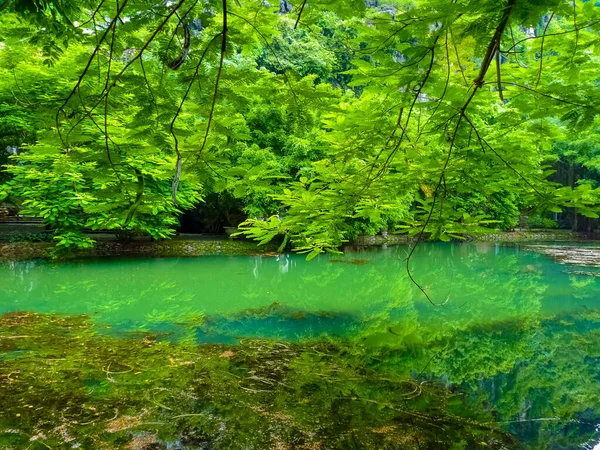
[395, 311, 600, 449]
[2, 246, 600, 447]
[0, 312, 518, 449]
[2, 310, 597, 448]
[0, 244, 568, 343]
[0, 275, 599, 447]
[480, 312, 600, 449]
[352, 244, 546, 351]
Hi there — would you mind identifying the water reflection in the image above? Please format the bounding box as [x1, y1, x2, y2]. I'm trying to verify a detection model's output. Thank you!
[1, 243, 600, 447]
[0, 243, 597, 341]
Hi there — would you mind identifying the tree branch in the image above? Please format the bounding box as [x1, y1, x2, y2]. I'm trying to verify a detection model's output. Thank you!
[294, 0, 307, 29]
[503, 19, 599, 53]
[535, 12, 554, 89]
[495, 50, 503, 101]
[56, 0, 129, 147]
[494, 81, 593, 108]
[171, 33, 223, 204]
[406, 0, 516, 306]
[196, 0, 228, 161]
[66, 0, 188, 138]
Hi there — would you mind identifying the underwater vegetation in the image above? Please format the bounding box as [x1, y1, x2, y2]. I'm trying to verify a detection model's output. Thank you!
[1, 307, 600, 449]
[2, 245, 600, 448]
[0, 311, 519, 450]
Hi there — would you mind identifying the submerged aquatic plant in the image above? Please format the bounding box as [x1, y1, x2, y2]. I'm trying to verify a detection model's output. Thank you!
[0, 311, 516, 449]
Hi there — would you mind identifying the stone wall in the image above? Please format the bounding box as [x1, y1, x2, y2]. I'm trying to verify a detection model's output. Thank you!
[353, 234, 411, 246]
[353, 229, 597, 246]
[0, 238, 278, 261]
[1, 229, 597, 262]
[0, 221, 46, 238]
[470, 230, 596, 242]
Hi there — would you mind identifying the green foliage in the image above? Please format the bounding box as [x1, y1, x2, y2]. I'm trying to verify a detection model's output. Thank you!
[0, 0, 599, 254]
[2, 147, 201, 255]
[526, 214, 559, 229]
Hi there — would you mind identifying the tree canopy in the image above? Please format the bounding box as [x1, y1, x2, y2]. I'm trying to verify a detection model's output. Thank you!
[0, 0, 599, 256]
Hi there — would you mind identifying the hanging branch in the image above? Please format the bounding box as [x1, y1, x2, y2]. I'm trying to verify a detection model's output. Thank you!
[229, 11, 299, 104]
[461, 114, 544, 196]
[294, 0, 307, 29]
[107, 2, 137, 214]
[356, 42, 437, 187]
[571, 1, 579, 64]
[70, 0, 132, 207]
[168, 23, 191, 70]
[65, 0, 189, 139]
[56, 0, 129, 146]
[160, 0, 199, 83]
[374, 40, 439, 179]
[196, 0, 228, 161]
[507, 24, 527, 68]
[101, 0, 188, 95]
[503, 19, 599, 53]
[490, 81, 592, 108]
[449, 28, 468, 86]
[78, 0, 107, 27]
[139, 55, 159, 126]
[495, 50, 503, 101]
[357, 20, 420, 55]
[417, 30, 452, 141]
[405, 0, 517, 307]
[104, 0, 118, 179]
[385, 108, 405, 147]
[359, 14, 465, 190]
[171, 33, 223, 205]
[535, 12, 554, 88]
[80, 0, 108, 83]
[315, 35, 445, 206]
[123, 169, 144, 227]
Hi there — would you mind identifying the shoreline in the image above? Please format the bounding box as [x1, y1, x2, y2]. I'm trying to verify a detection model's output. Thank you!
[1, 229, 599, 261]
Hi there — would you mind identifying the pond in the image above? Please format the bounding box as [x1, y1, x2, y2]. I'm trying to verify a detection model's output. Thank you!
[0, 242, 599, 449]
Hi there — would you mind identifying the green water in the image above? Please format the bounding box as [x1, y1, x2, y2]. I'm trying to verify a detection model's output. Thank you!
[1, 242, 600, 449]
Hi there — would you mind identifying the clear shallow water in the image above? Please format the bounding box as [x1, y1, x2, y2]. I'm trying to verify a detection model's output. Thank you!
[1, 242, 598, 338]
[1, 242, 600, 449]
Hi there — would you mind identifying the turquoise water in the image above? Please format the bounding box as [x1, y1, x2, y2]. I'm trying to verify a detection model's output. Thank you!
[1, 242, 600, 448]
[1, 243, 597, 338]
